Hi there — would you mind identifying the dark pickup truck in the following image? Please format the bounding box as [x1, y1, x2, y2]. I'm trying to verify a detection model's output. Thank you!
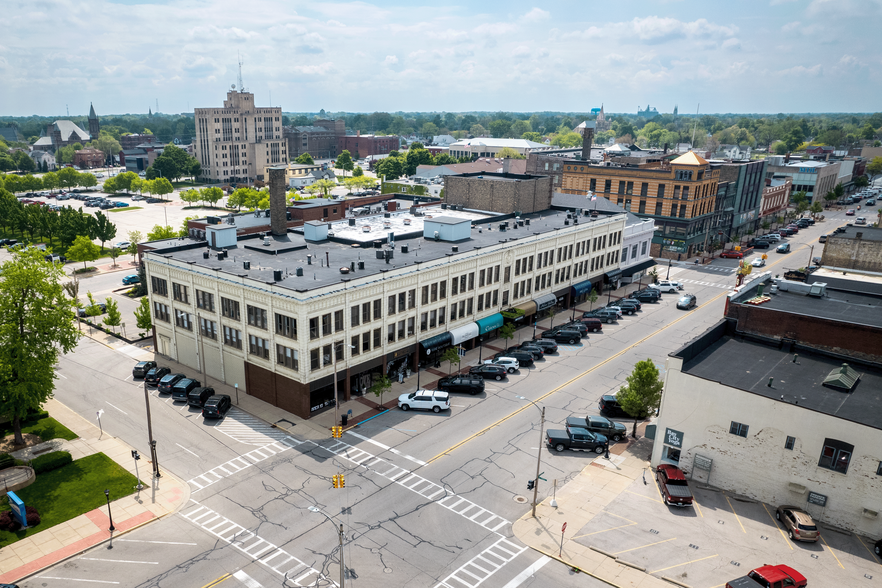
[656, 464, 694, 507]
[565, 415, 627, 442]
[546, 426, 608, 454]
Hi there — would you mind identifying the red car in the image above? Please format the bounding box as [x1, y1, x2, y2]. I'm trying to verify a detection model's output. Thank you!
[720, 249, 744, 259]
[656, 464, 693, 507]
[846, 209, 856, 216]
[726, 564, 807, 588]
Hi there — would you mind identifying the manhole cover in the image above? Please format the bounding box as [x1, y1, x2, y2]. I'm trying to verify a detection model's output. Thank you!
[513, 495, 528, 504]
[384, 568, 393, 574]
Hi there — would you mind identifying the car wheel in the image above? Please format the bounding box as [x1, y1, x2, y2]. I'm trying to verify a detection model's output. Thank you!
[495, 375, 502, 381]
[593, 327, 600, 333]
[594, 445, 605, 454]
[612, 434, 623, 442]
[554, 443, 566, 452]
[788, 530, 794, 540]
[568, 338, 576, 344]
[875, 544, 880, 556]
[433, 406, 441, 413]
[400, 404, 409, 411]
[508, 368, 516, 374]
[663, 495, 669, 506]
[627, 310, 634, 315]
[775, 511, 781, 520]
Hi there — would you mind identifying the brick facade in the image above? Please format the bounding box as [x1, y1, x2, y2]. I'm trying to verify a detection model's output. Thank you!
[337, 133, 398, 158]
[821, 229, 882, 272]
[443, 173, 553, 214]
[72, 147, 105, 169]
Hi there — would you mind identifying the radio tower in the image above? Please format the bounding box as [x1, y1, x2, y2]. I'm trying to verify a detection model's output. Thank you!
[237, 51, 245, 92]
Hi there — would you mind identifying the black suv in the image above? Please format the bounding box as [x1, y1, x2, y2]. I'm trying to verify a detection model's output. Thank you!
[188, 387, 215, 407]
[509, 345, 543, 360]
[132, 361, 157, 379]
[528, 339, 558, 354]
[541, 329, 582, 344]
[157, 373, 186, 394]
[438, 375, 485, 395]
[598, 394, 649, 418]
[559, 321, 588, 336]
[144, 367, 171, 386]
[203, 394, 232, 419]
[750, 240, 770, 249]
[583, 308, 620, 323]
[630, 290, 660, 303]
[493, 350, 534, 367]
[171, 378, 202, 401]
[468, 364, 507, 380]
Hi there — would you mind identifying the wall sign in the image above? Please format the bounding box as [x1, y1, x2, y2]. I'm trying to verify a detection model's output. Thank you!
[693, 454, 713, 471]
[807, 491, 828, 507]
[665, 427, 684, 448]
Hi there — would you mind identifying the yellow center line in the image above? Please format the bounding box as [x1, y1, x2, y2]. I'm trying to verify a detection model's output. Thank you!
[724, 495, 746, 533]
[426, 287, 732, 464]
[820, 533, 845, 569]
[200, 574, 232, 588]
[572, 521, 637, 539]
[614, 537, 676, 555]
[762, 503, 792, 550]
[649, 553, 718, 574]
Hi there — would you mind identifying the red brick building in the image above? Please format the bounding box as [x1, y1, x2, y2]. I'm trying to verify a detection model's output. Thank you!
[760, 176, 791, 220]
[72, 147, 105, 169]
[337, 132, 399, 158]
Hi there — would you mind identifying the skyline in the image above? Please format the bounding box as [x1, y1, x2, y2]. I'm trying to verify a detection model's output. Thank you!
[3, 0, 882, 118]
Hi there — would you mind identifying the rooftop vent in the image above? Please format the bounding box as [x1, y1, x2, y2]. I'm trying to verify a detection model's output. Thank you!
[263, 236, 271, 246]
[339, 267, 350, 274]
[243, 261, 251, 270]
[273, 269, 283, 281]
[203, 251, 210, 259]
[823, 363, 861, 392]
[296, 267, 303, 276]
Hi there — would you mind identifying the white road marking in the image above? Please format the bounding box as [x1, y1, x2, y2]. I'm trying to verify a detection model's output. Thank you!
[79, 558, 159, 564]
[57, 373, 68, 379]
[37, 577, 120, 584]
[106, 402, 128, 415]
[175, 443, 200, 458]
[434, 537, 528, 588]
[180, 502, 327, 587]
[345, 431, 427, 466]
[215, 408, 291, 446]
[116, 539, 197, 545]
[187, 437, 305, 492]
[233, 570, 265, 588]
[500, 556, 551, 588]
[124, 375, 132, 381]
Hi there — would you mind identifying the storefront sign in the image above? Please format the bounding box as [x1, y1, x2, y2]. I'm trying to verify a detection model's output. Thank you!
[664, 427, 684, 448]
[310, 399, 336, 413]
[798, 167, 818, 174]
[807, 491, 827, 507]
[693, 454, 713, 471]
[662, 239, 687, 253]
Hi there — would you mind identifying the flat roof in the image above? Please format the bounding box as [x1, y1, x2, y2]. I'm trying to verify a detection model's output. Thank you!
[830, 225, 882, 242]
[683, 335, 882, 431]
[733, 281, 882, 329]
[147, 205, 624, 293]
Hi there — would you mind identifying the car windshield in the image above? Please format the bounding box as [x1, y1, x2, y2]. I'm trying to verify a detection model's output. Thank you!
[160, 375, 176, 382]
[797, 523, 817, 531]
[679, 296, 691, 303]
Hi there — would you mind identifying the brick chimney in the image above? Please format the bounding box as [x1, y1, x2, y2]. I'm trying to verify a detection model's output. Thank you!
[785, 152, 791, 164]
[268, 167, 288, 236]
[581, 121, 596, 161]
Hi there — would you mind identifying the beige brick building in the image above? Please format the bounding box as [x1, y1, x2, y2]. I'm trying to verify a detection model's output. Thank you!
[443, 172, 553, 214]
[194, 90, 286, 184]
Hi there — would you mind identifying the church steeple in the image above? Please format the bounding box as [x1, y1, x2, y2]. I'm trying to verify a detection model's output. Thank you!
[88, 102, 99, 138]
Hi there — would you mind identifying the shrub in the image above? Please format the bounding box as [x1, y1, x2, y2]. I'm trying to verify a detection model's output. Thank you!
[31, 451, 72, 474]
[0, 510, 19, 532]
[0, 454, 14, 470]
[25, 506, 40, 527]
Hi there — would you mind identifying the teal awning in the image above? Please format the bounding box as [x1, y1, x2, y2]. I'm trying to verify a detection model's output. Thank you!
[572, 279, 594, 296]
[475, 313, 503, 334]
[419, 332, 452, 353]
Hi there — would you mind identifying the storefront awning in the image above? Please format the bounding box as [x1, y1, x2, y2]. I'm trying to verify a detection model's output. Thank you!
[620, 259, 656, 277]
[449, 323, 479, 345]
[511, 301, 536, 317]
[604, 269, 623, 281]
[571, 279, 594, 297]
[475, 313, 503, 335]
[419, 331, 452, 353]
[533, 293, 557, 312]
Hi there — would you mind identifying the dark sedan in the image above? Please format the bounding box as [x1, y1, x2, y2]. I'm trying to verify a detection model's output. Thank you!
[144, 367, 171, 386]
[468, 364, 507, 381]
[676, 293, 697, 310]
[157, 373, 186, 394]
[527, 339, 558, 354]
[132, 361, 157, 379]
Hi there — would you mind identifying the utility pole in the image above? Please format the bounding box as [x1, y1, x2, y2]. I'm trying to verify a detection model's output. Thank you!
[143, 380, 160, 478]
[532, 406, 545, 518]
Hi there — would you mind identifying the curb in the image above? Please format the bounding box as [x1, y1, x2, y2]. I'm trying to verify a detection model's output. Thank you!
[528, 546, 622, 588]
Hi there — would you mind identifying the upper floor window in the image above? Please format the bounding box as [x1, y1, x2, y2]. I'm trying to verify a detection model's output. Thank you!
[818, 439, 853, 474]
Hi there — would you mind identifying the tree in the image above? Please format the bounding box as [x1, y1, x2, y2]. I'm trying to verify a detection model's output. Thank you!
[151, 144, 191, 181]
[867, 157, 882, 182]
[587, 287, 599, 311]
[92, 211, 117, 251]
[854, 175, 870, 188]
[421, 122, 438, 137]
[41, 171, 58, 193]
[103, 297, 122, 332]
[810, 201, 823, 215]
[108, 246, 121, 268]
[202, 186, 223, 207]
[295, 153, 315, 165]
[0, 248, 79, 445]
[67, 235, 101, 271]
[488, 119, 512, 138]
[469, 124, 487, 137]
[125, 230, 142, 261]
[134, 296, 152, 334]
[522, 131, 543, 143]
[616, 359, 664, 438]
[352, 165, 364, 177]
[335, 150, 354, 177]
[499, 322, 516, 349]
[151, 177, 174, 199]
[146, 225, 176, 241]
[306, 179, 336, 197]
[180, 188, 201, 206]
[102, 176, 119, 194]
[95, 133, 122, 163]
[441, 347, 461, 375]
[375, 156, 404, 180]
[78, 173, 97, 188]
[496, 147, 525, 160]
[551, 132, 583, 148]
[369, 374, 393, 409]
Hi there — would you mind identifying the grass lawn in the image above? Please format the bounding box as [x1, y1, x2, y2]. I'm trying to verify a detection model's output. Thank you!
[0, 414, 77, 442]
[0, 453, 138, 547]
[107, 207, 143, 213]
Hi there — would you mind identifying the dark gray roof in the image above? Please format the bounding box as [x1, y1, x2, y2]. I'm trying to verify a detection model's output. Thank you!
[0, 128, 23, 142]
[733, 281, 882, 329]
[426, 215, 470, 225]
[829, 225, 882, 242]
[291, 198, 337, 209]
[553, 192, 649, 228]
[683, 335, 882, 430]
[294, 125, 333, 133]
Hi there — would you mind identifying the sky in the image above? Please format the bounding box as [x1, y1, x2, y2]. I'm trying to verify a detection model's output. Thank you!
[3, 0, 882, 117]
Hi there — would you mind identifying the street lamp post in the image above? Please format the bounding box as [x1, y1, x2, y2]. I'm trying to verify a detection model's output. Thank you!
[308, 506, 346, 587]
[478, 336, 483, 363]
[666, 259, 672, 280]
[516, 395, 546, 518]
[333, 344, 356, 427]
[104, 489, 115, 532]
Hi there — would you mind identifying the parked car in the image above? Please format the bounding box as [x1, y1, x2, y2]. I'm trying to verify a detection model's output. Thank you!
[776, 243, 791, 253]
[515, 344, 545, 359]
[575, 317, 604, 332]
[397, 390, 450, 412]
[132, 361, 157, 379]
[188, 387, 215, 408]
[676, 293, 697, 310]
[527, 339, 558, 354]
[56, 194, 70, 200]
[144, 367, 171, 386]
[775, 506, 820, 542]
[818, 235, 828, 243]
[485, 357, 519, 373]
[77, 303, 107, 318]
[114, 201, 130, 208]
[615, 299, 642, 311]
[875, 537, 881, 556]
[583, 308, 620, 323]
[598, 394, 648, 418]
[649, 280, 683, 293]
[540, 329, 583, 344]
[856, 216, 867, 225]
[546, 426, 608, 453]
[157, 373, 186, 394]
[122, 274, 140, 285]
[437, 375, 485, 395]
[99, 201, 116, 210]
[846, 209, 855, 216]
[116, 241, 131, 250]
[44, 254, 66, 264]
[202, 394, 232, 418]
[750, 257, 766, 267]
[720, 249, 744, 259]
[656, 464, 694, 507]
[171, 378, 202, 401]
[494, 350, 534, 367]
[764, 234, 782, 242]
[630, 290, 660, 303]
[468, 364, 507, 380]
[557, 321, 588, 336]
[866, 199, 876, 206]
[751, 240, 770, 249]
[725, 565, 807, 588]
[566, 415, 627, 442]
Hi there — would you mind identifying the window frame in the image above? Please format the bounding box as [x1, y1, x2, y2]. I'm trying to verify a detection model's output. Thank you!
[729, 421, 749, 438]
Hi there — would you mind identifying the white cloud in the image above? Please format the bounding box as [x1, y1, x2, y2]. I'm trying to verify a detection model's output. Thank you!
[722, 37, 741, 50]
[383, 55, 399, 65]
[781, 21, 801, 32]
[779, 64, 823, 76]
[522, 8, 550, 21]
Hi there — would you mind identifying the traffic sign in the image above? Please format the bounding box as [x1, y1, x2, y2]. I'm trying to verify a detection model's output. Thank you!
[561, 522, 567, 533]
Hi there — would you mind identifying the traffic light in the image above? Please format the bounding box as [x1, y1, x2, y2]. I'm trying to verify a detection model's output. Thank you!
[331, 426, 342, 438]
[527, 479, 535, 490]
[131, 450, 140, 461]
[332, 474, 340, 488]
[339, 474, 345, 488]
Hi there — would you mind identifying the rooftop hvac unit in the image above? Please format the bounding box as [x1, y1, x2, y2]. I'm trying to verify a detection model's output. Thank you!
[273, 270, 283, 281]
[296, 267, 303, 276]
[243, 261, 251, 270]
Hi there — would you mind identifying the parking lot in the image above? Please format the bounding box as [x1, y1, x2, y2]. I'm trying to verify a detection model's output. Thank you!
[571, 474, 882, 587]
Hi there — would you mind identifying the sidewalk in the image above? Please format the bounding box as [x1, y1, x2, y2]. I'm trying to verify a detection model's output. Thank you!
[0, 398, 190, 583]
[511, 429, 672, 588]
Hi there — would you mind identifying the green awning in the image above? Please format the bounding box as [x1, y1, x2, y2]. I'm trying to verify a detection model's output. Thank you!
[419, 332, 452, 353]
[572, 279, 594, 296]
[475, 313, 503, 334]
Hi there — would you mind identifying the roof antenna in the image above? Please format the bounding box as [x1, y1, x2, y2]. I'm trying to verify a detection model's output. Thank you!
[237, 51, 245, 92]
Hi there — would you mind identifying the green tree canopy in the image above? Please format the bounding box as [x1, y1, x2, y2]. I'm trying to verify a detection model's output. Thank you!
[496, 147, 525, 160]
[92, 211, 117, 250]
[66, 235, 101, 270]
[867, 157, 882, 182]
[146, 225, 176, 241]
[134, 296, 152, 333]
[335, 150, 354, 177]
[0, 248, 80, 444]
[295, 153, 315, 165]
[617, 359, 664, 437]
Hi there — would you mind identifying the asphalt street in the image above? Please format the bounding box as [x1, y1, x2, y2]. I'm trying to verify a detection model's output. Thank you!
[24, 205, 858, 588]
